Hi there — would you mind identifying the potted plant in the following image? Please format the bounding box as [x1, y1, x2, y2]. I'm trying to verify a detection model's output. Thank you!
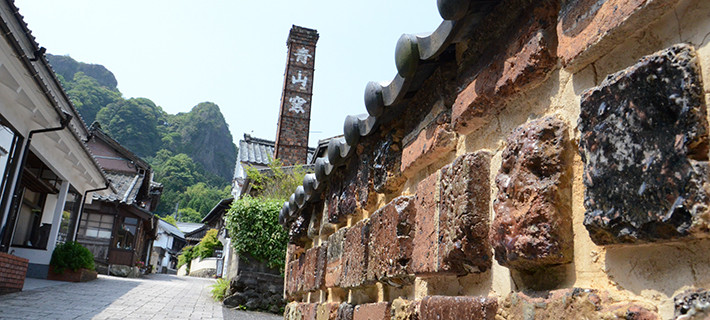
[47, 241, 97, 282]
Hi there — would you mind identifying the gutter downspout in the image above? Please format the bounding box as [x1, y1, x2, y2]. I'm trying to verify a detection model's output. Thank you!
[68, 181, 111, 242]
[0, 113, 72, 252]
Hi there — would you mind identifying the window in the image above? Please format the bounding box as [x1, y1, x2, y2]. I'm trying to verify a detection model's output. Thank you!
[115, 217, 138, 250]
[57, 188, 82, 243]
[11, 189, 47, 248]
[79, 213, 113, 239]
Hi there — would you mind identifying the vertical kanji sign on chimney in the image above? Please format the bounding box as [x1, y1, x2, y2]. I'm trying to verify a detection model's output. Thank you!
[274, 25, 319, 166]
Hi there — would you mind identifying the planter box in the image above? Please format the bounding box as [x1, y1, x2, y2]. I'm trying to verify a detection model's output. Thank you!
[0, 252, 29, 294]
[47, 266, 97, 282]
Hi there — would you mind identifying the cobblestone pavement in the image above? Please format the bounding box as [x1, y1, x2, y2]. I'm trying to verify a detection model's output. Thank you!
[0, 274, 282, 320]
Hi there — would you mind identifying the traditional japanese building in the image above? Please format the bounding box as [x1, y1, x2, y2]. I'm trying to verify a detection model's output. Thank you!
[0, 0, 112, 290]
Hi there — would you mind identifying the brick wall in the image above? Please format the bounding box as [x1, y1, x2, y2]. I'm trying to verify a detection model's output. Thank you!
[0, 252, 29, 295]
[282, 0, 710, 319]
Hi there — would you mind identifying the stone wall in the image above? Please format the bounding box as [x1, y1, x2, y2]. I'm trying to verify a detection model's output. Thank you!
[281, 0, 710, 319]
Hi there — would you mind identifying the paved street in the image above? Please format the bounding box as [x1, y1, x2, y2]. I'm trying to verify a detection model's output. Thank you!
[0, 274, 282, 320]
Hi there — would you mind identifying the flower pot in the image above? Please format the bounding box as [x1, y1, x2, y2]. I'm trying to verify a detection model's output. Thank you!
[47, 265, 97, 282]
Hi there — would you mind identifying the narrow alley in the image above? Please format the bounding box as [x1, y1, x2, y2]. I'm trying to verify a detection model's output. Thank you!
[0, 274, 281, 320]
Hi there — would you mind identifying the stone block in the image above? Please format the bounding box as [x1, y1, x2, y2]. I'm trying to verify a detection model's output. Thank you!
[285, 302, 318, 320]
[367, 196, 416, 286]
[353, 302, 391, 320]
[340, 219, 372, 289]
[285, 255, 305, 297]
[674, 289, 710, 319]
[412, 171, 441, 274]
[452, 0, 558, 135]
[372, 132, 406, 194]
[391, 298, 419, 320]
[326, 228, 347, 288]
[419, 295, 497, 320]
[498, 289, 658, 320]
[303, 245, 327, 293]
[438, 151, 492, 274]
[578, 44, 710, 245]
[326, 157, 372, 224]
[401, 120, 456, 176]
[316, 302, 340, 320]
[557, 0, 679, 71]
[490, 116, 573, 270]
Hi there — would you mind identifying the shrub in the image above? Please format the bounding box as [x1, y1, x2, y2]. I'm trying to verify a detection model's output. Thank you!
[195, 229, 222, 259]
[50, 241, 95, 274]
[225, 197, 287, 271]
[177, 245, 195, 270]
[210, 278, 229, 301]
[245, 158, 306, 200]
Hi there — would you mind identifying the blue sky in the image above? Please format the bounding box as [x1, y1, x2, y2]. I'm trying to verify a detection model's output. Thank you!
[15, 1, 443, 146]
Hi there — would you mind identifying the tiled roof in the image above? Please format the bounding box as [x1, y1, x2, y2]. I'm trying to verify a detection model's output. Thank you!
[93, 171, 144, 205]
[158, 219, 185, 239]
[175, 222, 205, 235]
[239, 134, 275, 167]
[280, 1, 500, 228]
[235, 134, 316, 179]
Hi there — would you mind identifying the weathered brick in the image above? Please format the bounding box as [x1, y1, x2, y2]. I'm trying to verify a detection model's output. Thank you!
[285, 302, 318, 320]
[336, 302, 355, 320]
[326, 228, 347, 288]
[367, 196, 416, 286]
[285, 254, 306, 297]
[401, 119, 456, 176]
[303, 245, 327, 293]
[498, 289, 658, 320]
[372, 131, 406, 194]
[419, 296, 497, 320]
[452, 0, 558, 135]
[490, 116, 573, 270]
[579, 44, 710, 245]
[412, 171, 441, 274]
[327, 157, 373, 224]
[340, 219, 372, 289]
[412, 152, 492, 275]
[557, 0, 679, 71]
[391, 298, 418, 320]
[353, 302, 390, 320]
[439, 151, 492, 274]
[316, 302, 340, 320]
[675, 289, 710, 319]
[290, 208, 312, 246]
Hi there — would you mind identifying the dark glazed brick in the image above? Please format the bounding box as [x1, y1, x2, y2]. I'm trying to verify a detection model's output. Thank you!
[367, 196, 416, 286]
[675, 289, 710, 319]
[419, 296, 497, 320]
[290, 206, 313, 245]
[490, 116, 573, 270]
[372, 131, 406, 194]
[326, 228, 347, 288]
[439, 151, 492, 274]
[303, 245, 327, 293]
[353, 302, 391, 320]
[578, 44, 710, 245]
[336, 302, 355, 320]
[340, 219, 372, 289]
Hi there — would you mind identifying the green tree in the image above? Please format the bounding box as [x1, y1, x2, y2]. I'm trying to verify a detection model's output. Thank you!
[96, 98, 163, 157]
[246, 158, 307, 201]
[162, 215, 178, 227]
[180, 183, 231, 217]
[65, 72, 122, 124]
[177, 207, 202, 223]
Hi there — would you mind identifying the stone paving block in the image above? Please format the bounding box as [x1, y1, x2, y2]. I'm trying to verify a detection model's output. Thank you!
[579, 44, 710, 245]
[452, 0, 558, 135]
[674, 289, 710, 319]
[353, 302, 390, 320]
[490, 116, 573, 270]
[316, 302, 340, 320]
[340, 219, 372, 289]
[557, 0, 680, 71]
[438, 151, 492, 274]
[367, 195, 416, 287]
[303, 245, 327, 293]
[498, 289, 658, 320]
[326, 227, 347, 288]
[419, 295, 497, 320]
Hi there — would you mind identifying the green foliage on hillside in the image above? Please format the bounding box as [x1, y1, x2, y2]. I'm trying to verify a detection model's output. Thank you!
[48, 54, 237, 222]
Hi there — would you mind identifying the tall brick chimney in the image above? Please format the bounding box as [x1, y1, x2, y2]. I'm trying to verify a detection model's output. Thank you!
[274, 25, 319, 166]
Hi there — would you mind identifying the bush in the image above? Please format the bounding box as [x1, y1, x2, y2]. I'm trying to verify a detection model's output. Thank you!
[225, 197, 287, 271]
[177, 245, 195, 270]
[50, 241, 95, 274]
[195, 229, 222, 259]
[210, 278, 229, 301]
